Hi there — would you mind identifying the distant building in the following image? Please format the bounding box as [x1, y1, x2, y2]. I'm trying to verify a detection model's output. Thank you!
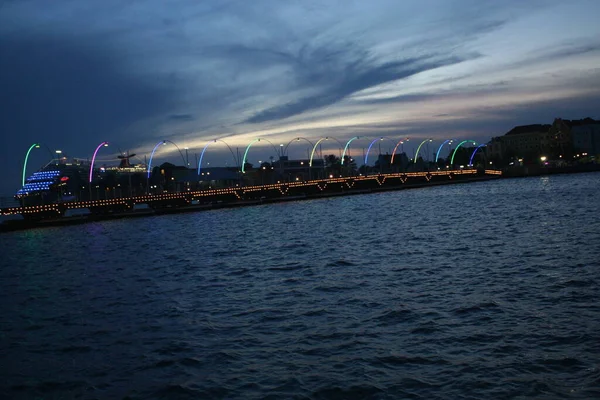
[499, 124, 552, 159]
[548, 118, 573, 156]
[546, 117, 600, 157]
[486, 136, 504, 161]
[272, 156, 325, 180]
[487, 118, 600, 162]
[376, 154, 393, 172]
[157, 163, 240, 190]
[567, 118, 600, 156]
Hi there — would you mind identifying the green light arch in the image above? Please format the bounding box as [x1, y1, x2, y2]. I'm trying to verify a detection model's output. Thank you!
[414, 139, 432, 162]
[22, 143, 41, 186]
[309, 138, 328, 167]
[450, 140, 477, 166]
[241, 138, 261, 173]
[341, 136, 360, 165]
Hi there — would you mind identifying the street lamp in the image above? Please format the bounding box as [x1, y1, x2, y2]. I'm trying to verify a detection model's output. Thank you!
[390, 138, 410, 166]
[22, 143, 41, 186]
[54, 150, 62, 165]
[435, 140, 453, 164]
[450, 140, 476, 167]
[89, 142, 109, 182]
[414, 138, 432, 164]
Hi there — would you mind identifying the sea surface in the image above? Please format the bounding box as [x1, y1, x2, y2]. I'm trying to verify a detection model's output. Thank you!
[1, 173, 599, 399]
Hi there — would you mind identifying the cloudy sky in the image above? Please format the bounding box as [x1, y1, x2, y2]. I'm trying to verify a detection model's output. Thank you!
[1, 0, 600, 194]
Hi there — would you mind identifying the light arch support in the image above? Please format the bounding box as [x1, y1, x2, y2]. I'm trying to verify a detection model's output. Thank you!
[147, 140, 187, 179]
[364, 138, 380, 164]
[325, 137, 346, 150]
[22, 143, 40, 186]
[364, 136, 396, 165]
[390, 138, 409, 165]
[469, 144, 487, 166]
[450, 140, 477, 166]
[309, 137, 345, 167]
[241, 138, 281, 173]
[282, 137, 314, 158]
[435, 139, 453, 163]
[341, 136, 360, 165]
[241, 139, 259, 173]
[309, 137, 328, 167]
[147, 141, 165, 179]
[197, 139, 239, 176]
[414, 138, 433, 162]
[89, 141, 109, 182]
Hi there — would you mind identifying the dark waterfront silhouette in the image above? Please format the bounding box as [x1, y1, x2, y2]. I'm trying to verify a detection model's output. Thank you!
[1, 173, 599, 399]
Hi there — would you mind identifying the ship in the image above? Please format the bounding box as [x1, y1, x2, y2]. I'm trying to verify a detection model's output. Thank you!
[16, 152, 147, 205]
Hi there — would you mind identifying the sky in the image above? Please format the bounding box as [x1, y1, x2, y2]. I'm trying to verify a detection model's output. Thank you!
[1, 0, 600, 195]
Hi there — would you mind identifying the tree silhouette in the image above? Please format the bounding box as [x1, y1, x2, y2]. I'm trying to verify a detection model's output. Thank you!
[324, 154, 341, 176]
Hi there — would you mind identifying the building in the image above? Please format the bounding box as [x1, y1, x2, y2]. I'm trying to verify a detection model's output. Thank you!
[548, 118, 572, 156]
[498, 124, 552, 159]
[486, 124, 553, 162]
[567, 118, 600, 156]
[546, 117, 600, 158]
[486, 117, 600, 164]
[485, 136, 504, 161]
[271, 156, 325, 181]
[155, 163, 240, 191]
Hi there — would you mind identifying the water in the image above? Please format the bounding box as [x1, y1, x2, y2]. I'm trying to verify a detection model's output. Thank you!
[1, 173, 599, 399]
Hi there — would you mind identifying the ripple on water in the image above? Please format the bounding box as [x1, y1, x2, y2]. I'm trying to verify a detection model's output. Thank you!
[1, 173, 600, 399]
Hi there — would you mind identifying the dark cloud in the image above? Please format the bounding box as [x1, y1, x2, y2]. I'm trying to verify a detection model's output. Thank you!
[168, 114, 195, 121]
[359, 92, 440, 106]
[498, 40, 600, 73]
[0, 34, 177, 141]
[242, 92, 600, 158]
[1, 0, 599, 196]
[0, 33, 178, 194]
[534, 41, 600, 61]
[356, 80, 512, 107]
[359, 92, 600, 144]
[245, 53, 479, 124]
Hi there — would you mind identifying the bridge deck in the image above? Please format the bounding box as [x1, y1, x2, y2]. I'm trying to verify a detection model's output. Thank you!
[1, 169, 502, 217]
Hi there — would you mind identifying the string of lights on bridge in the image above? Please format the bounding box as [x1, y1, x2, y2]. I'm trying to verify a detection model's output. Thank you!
[1, 169, 502, 217]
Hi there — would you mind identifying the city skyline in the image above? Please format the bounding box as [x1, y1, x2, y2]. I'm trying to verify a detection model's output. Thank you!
[2, 0, 600, 194]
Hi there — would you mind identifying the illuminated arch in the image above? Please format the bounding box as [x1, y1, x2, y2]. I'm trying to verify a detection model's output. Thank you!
[241, 138, 280, 173]
[414, 138, 433, 162]
[309, 137, 345, 167]
[435, 139, 453, 163]
[390, 138, 409, 164]
[89, 141, 109, 182]
[364, 137, 395, 165]
[364, 138, 380, 164]
[22, 143, 41, 186]
[450, 140, 477, 166]
[309, 138, 328, 167]
[147, 139, 187, 178]
[469, 144, 487, 166]
[341, 136, 360, 165]
[197, 139, 239, 176]
[282, 137, 314, 158]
